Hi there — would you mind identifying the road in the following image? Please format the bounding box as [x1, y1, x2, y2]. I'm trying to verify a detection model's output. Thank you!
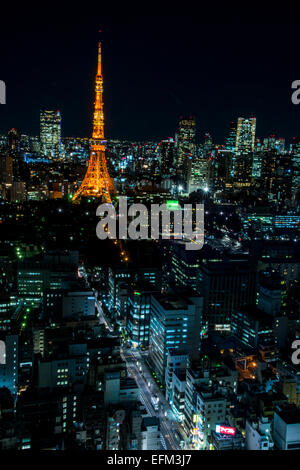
[78, 265, 114, 332]
[120, 346, 192, 451]
[80, 265, 190, 450]
[130, 348, 191, 447]
[95, 295, 114, 332]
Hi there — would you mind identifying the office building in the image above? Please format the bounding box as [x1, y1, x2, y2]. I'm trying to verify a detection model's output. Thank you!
[199, 256, 257, 330]
[234, 117, 256, 186]
[40, 110, 61, 158]
[159, 138, 175, 176]
[149, 293, 203, 382]
[126, 284, 159, 348]
[176, 116, 196, 175]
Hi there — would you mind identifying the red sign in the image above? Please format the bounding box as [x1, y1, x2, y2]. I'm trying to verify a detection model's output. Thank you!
[215, 425, 236, 436]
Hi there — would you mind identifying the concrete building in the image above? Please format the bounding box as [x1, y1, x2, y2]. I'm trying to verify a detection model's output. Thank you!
[211, 426, 244, 450]
[273, 405, 300, 450]
[165, 350, 188, 404]
[231, 306, 288, 350]
[62, 290, 95, 318]
[103, 370, 139, 405]
[184, 361, 237, 449]
[246, 416, 274, 450]
[141, 417, 160, 450]
[38, 343, 89, 390]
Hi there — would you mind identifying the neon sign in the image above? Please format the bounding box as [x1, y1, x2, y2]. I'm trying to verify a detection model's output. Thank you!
[215, 425, 236, 436]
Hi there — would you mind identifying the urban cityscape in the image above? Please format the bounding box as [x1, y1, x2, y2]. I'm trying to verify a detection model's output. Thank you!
[0, 17, 300, 454]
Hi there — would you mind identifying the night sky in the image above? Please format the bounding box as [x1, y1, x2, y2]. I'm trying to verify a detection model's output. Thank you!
[1, 15, 300, 144]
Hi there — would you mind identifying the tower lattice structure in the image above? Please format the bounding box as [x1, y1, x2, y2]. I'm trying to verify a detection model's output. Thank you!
[72, 42, 115, 203]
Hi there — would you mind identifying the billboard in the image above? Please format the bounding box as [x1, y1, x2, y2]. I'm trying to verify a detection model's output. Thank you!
[215, 425, 236, 436]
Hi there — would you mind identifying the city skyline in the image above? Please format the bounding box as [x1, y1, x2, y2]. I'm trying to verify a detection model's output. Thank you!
[0, 14, 299, 454]
[1, 17, 300, 143]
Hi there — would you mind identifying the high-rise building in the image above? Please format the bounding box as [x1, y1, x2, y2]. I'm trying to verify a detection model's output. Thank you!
[126, 284, 159, 348]
[167, 241, 200, 292]
[234, 117, 256, 186]
[199, 256, 257, 330]
[7, 128, 20, 156]
[209, 149, 233, 189]
[40, 110, 61, 158]
[231, 306, 288, 350]
[273, 153, 293, 202]
[176, 116, 196, 176]
[235, 117, 256, 154]
[203, 132, 213, 155]
[0, 154, 13, 185]
[159, 138, 175, 176]
[263, 135, 285, 153]
[17, 251, 78, 307]
[187, 147, 210, 194]
[223, 122, 237, 179]
[148, 293, 203, 382]
[291, 137, 300, 202]
[165, 349, 188, 408]
[226, 121, 237, 153]
[11, 181, 26, 202]
[260, 149, 277, 192]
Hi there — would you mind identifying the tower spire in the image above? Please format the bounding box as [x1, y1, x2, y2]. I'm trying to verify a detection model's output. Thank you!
[92, 40, 105, 141]
[97, 41, 102, 76]
[72, 41, 114, 203]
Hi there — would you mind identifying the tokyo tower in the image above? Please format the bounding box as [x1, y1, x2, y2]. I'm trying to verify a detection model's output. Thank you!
[72, 42, 115, 203]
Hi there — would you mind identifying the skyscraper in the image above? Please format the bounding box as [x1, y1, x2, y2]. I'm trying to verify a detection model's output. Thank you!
[226, 121, 237, 177]
[159, 138, 175, 176]
[176, 116, 196, 177]
[291, 137, 300, 203]
[0, 154, 13, 185]
[40, 110, 61, 158]
[234, 117, 256, 186]
[7, 128, 19, 155]
[186, 146, 210, 194]
[236, 117, 256, 154]
[226, 121, 237, 152]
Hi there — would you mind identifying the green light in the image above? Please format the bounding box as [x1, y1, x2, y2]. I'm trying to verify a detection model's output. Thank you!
[166, 200, 180, 210]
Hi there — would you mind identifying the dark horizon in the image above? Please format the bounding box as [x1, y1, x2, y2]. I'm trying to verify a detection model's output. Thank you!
[1, 16, 300, 144]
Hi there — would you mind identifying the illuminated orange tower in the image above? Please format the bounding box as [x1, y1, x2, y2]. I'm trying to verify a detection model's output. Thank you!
[72, 42, 115, 203]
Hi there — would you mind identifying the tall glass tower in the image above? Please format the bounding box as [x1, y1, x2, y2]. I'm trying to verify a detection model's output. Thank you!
[40, 110, 61, 159]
